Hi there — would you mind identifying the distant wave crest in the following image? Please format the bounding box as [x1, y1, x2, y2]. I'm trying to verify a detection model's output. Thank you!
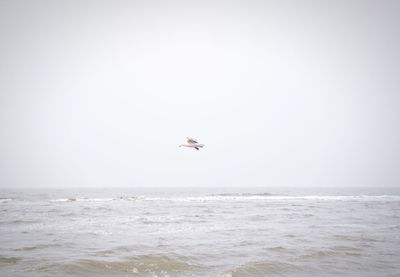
[0, 198, 12, 203]
[211, 192, 274, 196]
[47, 194, 400, 203]
[50, 198, 114, 202]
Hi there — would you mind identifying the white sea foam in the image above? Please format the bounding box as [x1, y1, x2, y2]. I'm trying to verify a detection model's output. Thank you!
[47, 194, 400, 203]
[0, 198, 12, 203]
[50, 198, 114, 202]
[141, 194, 400, 202]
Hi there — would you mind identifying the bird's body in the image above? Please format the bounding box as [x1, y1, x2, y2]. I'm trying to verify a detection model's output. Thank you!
[179, 137, 205, 151]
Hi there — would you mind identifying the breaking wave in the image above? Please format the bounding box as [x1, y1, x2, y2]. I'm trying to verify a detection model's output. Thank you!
[47, 194, 400, 203]
[210, 193, 274, 196]
[142, 194, 400, 202]
[0, 256, 20, 265]
[0, 198, 12, 203]
[37, 255, 197, 276]
[50, 198, 114, 202]
[221, 260, 304, 277]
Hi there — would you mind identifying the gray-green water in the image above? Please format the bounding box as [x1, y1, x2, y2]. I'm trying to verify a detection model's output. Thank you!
[1, 187, 399, 276]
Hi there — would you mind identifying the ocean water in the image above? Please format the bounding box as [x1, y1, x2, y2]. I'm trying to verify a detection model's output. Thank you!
[0, 187, 399, 277]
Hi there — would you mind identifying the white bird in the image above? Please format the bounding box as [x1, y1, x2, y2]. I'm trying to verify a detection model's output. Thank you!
[179, 137, 205, 151]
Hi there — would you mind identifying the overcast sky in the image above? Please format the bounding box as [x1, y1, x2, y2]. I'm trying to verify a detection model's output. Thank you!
[0, 0, 399, 188]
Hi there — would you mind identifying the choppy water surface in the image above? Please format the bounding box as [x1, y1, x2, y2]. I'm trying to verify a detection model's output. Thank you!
[0, 187, 399, 276]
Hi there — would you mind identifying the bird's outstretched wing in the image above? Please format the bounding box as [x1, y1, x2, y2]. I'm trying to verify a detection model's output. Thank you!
[195, 147, 199, 150]
[187, 137, 198, 144]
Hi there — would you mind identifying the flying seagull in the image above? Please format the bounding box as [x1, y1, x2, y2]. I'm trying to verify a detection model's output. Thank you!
[179, 137, 205, 151]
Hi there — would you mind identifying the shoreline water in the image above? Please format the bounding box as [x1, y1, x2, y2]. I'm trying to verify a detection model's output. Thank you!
[1, 187, 399, 276]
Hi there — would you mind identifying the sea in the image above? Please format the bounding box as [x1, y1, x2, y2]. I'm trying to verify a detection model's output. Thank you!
[0, 187, 399, 277]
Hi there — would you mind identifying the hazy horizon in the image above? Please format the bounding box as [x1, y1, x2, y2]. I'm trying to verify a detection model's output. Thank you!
[1, 0, 399, 189]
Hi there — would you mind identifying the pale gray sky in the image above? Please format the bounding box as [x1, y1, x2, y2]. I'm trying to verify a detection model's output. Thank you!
[0, 0, 399, 188]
